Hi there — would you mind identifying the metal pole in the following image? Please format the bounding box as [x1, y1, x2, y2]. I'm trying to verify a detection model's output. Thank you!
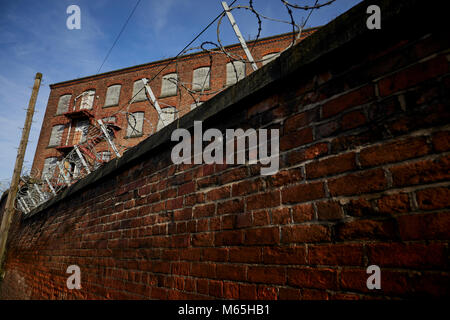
[221, 1, 258, 71]
[0, 72, 42, 270]
[97, 119, 121, 158]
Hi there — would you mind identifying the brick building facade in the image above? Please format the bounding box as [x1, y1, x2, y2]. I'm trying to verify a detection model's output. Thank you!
[31, 30, 317, 180]
[0, 0, 449, 300]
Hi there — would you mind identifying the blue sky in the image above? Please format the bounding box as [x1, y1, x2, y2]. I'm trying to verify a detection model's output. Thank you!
[0, 0, 362, 189]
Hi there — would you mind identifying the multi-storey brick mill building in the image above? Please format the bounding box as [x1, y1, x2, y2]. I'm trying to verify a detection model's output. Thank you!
[31, 29, 317, 179]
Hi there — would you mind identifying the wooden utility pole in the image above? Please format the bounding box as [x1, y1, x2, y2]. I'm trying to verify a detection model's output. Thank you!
[0, 72, 42, 271]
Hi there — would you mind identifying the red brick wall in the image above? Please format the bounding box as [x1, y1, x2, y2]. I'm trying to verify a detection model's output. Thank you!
[1, 0, 449, 300]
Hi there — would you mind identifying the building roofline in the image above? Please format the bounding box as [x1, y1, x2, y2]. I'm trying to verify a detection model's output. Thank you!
[49, 27, 320, 89]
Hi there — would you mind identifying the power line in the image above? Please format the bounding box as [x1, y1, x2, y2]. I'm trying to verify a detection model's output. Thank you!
[96, 0, 142, 74]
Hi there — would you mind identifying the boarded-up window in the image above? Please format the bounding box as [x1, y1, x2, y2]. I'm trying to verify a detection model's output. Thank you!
[48, 125, 65, 147]
[262, 52, 279, 66]
[57, 94, 71, 115]
[101, 151, 111, 162]
[104, 85, 121, 107]
[126, 112, 144, 137]
[161, 73, 178, 97]
[80, 90, 95, 110]
[102, 116, 116, 123]
[73, 120, 89, 144]
[157, 107, 176, 131]
[42, 157, 57, 178]
[192, 67, 210, 91]
[132, 80, 147, 102]
[226, 61, 246, 86]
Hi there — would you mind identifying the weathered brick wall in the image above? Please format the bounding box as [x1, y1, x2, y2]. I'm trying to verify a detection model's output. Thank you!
[1, 0, 449, 299]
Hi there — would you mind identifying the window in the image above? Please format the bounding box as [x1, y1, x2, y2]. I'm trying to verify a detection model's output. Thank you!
[100, 151, 111, 162]
[102, 116, 116, 123]
[161, 73, 178, 97]
[262, 52, 280, 66]
[57, 94, 71, 115]
[126, 112, 144, 137]
[104, 85, 121, 107]
[192, 67, 210, 91]
[226, 61, 246, 86]
[48, 124, 65, 147]
[73, 120, 89, 144]
[80, 90, 95, 110]
[157, 107, 176, 131]
[132, 80, 147, 102]
[42, 157, 57, 178]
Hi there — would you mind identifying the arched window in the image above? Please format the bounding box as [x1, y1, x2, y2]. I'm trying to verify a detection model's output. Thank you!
[104, 84, 121, 107]
[226, 61, 245, 86]
[126, 112, 144, 137]
[132, 80, 147, 102]
[57, 94, 71, 114]
[161, 73, 178, 97]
